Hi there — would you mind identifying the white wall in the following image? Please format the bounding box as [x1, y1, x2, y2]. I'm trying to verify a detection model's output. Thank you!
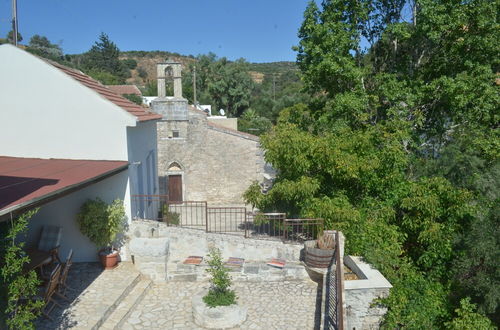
[25, 171, 129, 262]
[127, 120, 159, 220]
[0, 45, 136, 161]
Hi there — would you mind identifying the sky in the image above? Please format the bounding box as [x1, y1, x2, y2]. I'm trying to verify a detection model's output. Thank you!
[0, 0, 315, 63]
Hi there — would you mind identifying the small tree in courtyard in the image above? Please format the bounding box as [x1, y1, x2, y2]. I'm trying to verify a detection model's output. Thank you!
[203, 247, 236, 308]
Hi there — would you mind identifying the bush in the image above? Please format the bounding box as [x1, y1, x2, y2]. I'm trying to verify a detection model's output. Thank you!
[203, 248, 236, 308]
[161, 204, 180, 225]
[123, 93, 143, 105]
[77, 198, 126, 250]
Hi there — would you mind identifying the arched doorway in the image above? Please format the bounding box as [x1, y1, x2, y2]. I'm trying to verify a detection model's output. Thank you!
[166, 162, 183, 203]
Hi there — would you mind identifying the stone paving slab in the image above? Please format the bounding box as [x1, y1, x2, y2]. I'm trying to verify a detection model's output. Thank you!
[35, 262, 140, 330]
[122, 280, 321, 329]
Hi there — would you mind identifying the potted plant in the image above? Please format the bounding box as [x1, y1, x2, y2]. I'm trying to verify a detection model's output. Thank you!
[304, 230, 336, 268]
[192, 247, 247, 328]
[77, 198, 126, 269]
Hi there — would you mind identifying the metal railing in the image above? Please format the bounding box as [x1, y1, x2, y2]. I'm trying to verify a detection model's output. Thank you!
[324, 231, 345, 330]
[131, 195, 324, 244]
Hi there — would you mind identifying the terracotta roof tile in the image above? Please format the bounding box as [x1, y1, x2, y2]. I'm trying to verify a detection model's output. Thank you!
[47, 61, 161, 122]
[106, 84, 142, 96]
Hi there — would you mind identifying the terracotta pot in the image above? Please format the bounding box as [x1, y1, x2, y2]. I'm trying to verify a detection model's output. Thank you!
[99, 249, 119, 270]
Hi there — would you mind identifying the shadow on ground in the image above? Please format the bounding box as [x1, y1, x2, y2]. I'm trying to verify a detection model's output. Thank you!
[35, 262, 102, 330]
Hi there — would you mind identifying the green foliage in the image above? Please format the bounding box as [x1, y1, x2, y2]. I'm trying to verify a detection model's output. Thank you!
[445, 298, 495, 330]
[161, 204, 180, 225]
[0, 209, 43, 330]
[87, 70, 123, 85]
[6, 30, 22, 43]
[80, 33, 130, 83]
[237, 109, 272, 136]
[122, 93, 143, 105]
[77, 198, 126, 249]
[243, 0, 500, 326]
[137, 67, 148, 79]
[121, 58, 137, 70]
[26, 35, 63, 60]
[203, 247, 236, 308]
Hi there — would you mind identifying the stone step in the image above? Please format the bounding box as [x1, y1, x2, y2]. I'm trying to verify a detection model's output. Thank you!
[99, 278, 152, 330]
[88, 265, 141, 330]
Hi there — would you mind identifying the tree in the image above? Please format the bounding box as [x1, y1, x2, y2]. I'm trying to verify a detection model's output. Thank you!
[6, 30, 22, 43]
[80, 33, 129, 83]
[245, 0, 499, 326]
[26, 35, 63, 60]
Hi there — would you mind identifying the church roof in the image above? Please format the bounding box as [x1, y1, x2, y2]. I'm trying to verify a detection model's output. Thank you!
[106, 84, 142, 96]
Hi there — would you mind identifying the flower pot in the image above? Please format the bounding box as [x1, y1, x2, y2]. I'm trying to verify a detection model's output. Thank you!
[304, 240, 335, 268]
[192, 291, 247, 329]
[99, 249, 119, 270]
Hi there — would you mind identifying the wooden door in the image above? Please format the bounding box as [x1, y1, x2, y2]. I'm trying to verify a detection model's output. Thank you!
[168, 175, 182, 202]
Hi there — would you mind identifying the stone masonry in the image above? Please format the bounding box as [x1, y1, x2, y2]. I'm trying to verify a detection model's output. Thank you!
[151, 61, 274, 207]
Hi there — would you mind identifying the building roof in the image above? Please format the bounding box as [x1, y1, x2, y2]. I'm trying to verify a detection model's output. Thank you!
[48, 61, 161, 122]
[207, 121, 259, 142]
[0, 156, 128, 218]
[106, 84, 142, 96]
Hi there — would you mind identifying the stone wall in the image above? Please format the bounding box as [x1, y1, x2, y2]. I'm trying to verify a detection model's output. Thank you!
[126, 220, 306, 282]
[343, 256, 392, 330]
[157, 109, 274, 206]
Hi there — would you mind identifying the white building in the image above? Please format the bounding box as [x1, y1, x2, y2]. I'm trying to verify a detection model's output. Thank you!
[0, 44, 161, 261]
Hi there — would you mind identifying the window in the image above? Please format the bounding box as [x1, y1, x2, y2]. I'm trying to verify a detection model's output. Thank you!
[172, 130, 180, 138]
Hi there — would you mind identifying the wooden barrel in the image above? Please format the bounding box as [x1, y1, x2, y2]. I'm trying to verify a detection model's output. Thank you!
[304, 240, 335, 268]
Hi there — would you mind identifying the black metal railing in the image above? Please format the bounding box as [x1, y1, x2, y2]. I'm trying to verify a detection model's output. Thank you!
[131, 195, 323, 244]
[324, 231, 345, 330]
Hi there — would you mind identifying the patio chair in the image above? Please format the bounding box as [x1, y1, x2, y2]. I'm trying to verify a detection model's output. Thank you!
[57, 249, 73, 298]
[33, 225, 63, 275]
[40, 264, 63, 320]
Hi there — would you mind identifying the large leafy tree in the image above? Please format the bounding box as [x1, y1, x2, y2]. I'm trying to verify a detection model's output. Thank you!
[80, 33, 130, 84]
[247, 0, 499, 327]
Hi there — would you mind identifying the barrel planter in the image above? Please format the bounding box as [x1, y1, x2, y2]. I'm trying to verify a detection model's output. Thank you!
[304, 240, 335, 268]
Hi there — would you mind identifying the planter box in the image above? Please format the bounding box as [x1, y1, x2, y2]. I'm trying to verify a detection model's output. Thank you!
[192, 291, 247, 329]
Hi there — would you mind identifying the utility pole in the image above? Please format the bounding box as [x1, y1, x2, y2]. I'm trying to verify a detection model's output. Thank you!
[193, 65, 197, 108]
[11, 0, 18, 46]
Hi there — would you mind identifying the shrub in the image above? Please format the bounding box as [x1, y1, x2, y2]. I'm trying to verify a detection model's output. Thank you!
[203, 248, 236, 308]
[77, 198, 126, 251]
[0, 209, 43, 330]
[161, 204, 180, 225]
[123, 93, 143, 105]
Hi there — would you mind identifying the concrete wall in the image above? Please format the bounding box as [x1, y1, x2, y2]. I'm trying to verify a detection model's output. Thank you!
[0, 45, 135, 161]
[25, 171, 129, 262]
[157, 109, 272, 206]
[344, 256, 392, 330]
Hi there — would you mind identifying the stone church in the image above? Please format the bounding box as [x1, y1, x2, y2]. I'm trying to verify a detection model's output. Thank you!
[150, 61, 274, 206]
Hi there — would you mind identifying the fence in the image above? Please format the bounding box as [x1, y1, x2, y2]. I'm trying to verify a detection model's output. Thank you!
[131, 195, 323, 244]
[324, 231, 345, 330]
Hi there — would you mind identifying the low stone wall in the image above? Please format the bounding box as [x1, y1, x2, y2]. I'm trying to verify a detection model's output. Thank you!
[128, 237, 169, 282]
[127, 220, 305, 282]
[343, 256, 392, 330]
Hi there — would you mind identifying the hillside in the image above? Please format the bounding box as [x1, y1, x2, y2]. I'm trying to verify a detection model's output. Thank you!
[119, 50, 297, 86]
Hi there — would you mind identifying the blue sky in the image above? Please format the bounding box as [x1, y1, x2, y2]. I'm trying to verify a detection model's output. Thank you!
[0, 0, 314, 63]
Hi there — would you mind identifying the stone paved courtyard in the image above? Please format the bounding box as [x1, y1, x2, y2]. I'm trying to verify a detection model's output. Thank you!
[122, 280, 321, 329]
[32, 262, 321, 329]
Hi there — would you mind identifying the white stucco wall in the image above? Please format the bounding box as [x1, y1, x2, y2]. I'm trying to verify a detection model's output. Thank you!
[127, 121, 159, 219]
[0, 44, 136, 161]
[24, 171, 129, 262]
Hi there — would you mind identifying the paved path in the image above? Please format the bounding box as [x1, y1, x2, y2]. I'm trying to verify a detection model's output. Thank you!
[35, 262, 140, 330]
[122, 280, 321, 330]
